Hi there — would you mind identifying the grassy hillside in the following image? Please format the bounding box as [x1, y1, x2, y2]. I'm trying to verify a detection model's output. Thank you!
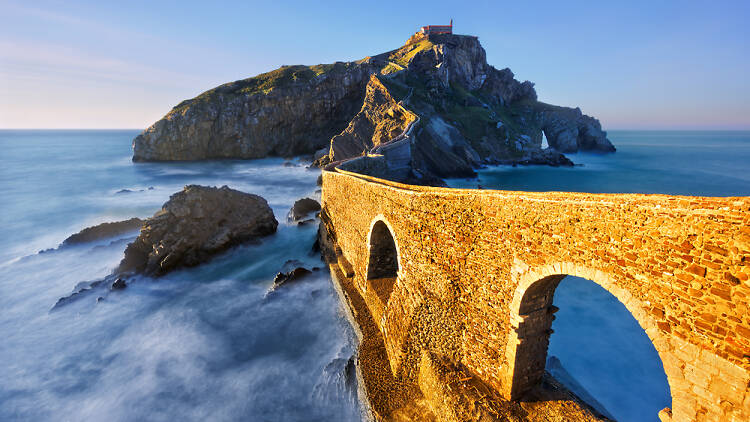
[171, 62, 357, 113]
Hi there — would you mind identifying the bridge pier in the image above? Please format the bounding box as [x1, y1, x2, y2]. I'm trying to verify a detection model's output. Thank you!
[503, 274, 565, 400]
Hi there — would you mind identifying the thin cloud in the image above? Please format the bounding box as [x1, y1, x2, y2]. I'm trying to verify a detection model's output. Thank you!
[0, 40, 203, 88]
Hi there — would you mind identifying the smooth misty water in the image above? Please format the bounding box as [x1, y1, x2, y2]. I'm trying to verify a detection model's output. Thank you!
[450, 130, 750, 421]
[0, 130, 358, 421]
[2, 130, 748, 422]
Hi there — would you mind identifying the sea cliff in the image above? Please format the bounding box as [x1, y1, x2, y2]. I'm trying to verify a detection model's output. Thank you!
[134, 32, 615, 182]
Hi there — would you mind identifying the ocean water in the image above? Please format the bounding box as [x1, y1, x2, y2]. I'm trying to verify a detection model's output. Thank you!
[449, 130, 750, 196]
[450, 130, 750, 421]
[0, 130, 359, 421]
[1, 130, 747, 422]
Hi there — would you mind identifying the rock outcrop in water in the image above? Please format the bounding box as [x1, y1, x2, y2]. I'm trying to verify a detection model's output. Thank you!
[288, 198, 321, 222]
[62, 218, 144, 246]
[539, 104, 616, 153]
[118, 185, 277, 276]
[134, 31, 615, 182]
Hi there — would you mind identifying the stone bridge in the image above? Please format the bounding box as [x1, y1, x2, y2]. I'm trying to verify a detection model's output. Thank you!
[320, 168, 750, 421]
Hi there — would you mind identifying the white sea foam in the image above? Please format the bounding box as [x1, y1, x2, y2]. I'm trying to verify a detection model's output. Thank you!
[0, 132, 356, 421]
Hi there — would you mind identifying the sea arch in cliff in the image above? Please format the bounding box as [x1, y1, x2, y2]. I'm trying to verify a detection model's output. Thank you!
[505, 263, 673, 418]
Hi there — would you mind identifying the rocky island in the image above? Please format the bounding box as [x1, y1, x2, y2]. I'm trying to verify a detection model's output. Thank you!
[118, 185, 278, 276]
[133, 31, 614, 183]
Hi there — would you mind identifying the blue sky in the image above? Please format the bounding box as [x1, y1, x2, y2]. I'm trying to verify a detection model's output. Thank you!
[1, 0, 748, 129]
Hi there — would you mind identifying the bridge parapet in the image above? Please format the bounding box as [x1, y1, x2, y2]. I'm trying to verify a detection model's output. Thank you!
[321, 168, 750, 421]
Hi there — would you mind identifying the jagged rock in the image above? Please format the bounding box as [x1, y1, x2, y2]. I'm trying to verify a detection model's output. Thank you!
[111, 278, 127, 290]
[328, 75, 417, 162]
[412, 116, 479, 178]
[271, 267, 312, 290]
[311, 237, 321, 253]
[62, 218, 144, 246]
[405, 34, 537, 105]
[118, 185, 277, 276]
[540, 105, 616, 153]
[288, 198, 321, 221]
[133, 63, 375, 161]
[51, 276, 111, 310]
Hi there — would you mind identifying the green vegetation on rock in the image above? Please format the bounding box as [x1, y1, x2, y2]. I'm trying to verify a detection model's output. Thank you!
[171, 62, 355, 113]
[389, 39, 434, 68]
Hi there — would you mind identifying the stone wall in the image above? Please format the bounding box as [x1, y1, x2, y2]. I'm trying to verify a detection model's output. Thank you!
[321, 168, 750, 421]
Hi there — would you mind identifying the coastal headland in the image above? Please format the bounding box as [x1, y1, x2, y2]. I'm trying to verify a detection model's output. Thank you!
[132, 31, 614, 184]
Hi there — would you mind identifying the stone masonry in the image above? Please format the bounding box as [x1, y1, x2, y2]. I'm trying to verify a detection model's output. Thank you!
[321, 167, 750, 421]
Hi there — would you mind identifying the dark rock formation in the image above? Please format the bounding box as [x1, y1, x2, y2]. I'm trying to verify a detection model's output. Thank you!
[51, 275, 115, 310]
[265, 259, 315, 294]
[62, 218, 144, 246]
[111, 277, 127, 290]
[539, 104, 616, 153]
[118, 185, 277, 276]
[271, 267, 312, 290]
[500, 149, 575, 167]
[411, 116, 479, 178]
[288, 198, 321, 222]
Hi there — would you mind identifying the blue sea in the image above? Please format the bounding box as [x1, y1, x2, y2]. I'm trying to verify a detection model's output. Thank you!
[0, 130, 748, 421]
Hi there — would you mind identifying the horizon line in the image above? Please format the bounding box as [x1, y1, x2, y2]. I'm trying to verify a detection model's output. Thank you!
[2, 127, 750, 132]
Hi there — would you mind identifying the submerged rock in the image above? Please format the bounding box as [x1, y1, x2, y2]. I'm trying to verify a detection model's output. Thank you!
[51, 275, 113, 310]
[271, 267, 313, 290]
[62, 218, 144, 246]
[118, 185, 278, 276]
[111, 278, 127, 290]
[266, 260, 315, 294]
[499, 149, 575, 167]
[288, 198, 321, 222]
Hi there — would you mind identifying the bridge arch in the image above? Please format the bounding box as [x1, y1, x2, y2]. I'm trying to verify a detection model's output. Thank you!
[505, 262, 676, 419]
[365, 216, 401, 305]
[322, 169, 750, 421]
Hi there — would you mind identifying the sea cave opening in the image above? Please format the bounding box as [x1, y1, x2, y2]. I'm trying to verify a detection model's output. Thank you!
[513, 275, 671, 421]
